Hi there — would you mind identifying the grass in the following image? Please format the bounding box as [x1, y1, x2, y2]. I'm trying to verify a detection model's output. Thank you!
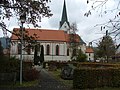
[73, 88, 120, 90]
[48, 69, 73, 87]
[0, 80, 38, 88]
[94, 87, 120, 90]
[15, 80, 39, 87]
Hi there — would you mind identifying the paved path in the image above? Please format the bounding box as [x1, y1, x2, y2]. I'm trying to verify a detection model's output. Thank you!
[0, 67, 72, 90]
[38, 69, 71, 90]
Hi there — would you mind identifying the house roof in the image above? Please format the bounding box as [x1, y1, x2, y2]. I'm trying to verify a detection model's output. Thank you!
[11, 28, 85, 44]
[85, 47, 94, 53]
[11, 28, 67, 42]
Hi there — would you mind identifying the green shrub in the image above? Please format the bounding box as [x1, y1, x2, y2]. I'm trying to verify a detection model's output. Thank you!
[77, 62, 120, 68]
[0, 56, 19, 73]
[73, 68, 120, 89]
[111, 69, 120, 87]
[23, 61, 33, 70]
[23, 68, 40, 81]
[47, 61, 67, 69]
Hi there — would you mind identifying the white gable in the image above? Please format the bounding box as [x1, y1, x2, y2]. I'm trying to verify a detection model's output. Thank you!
[59, 21, 70, 32]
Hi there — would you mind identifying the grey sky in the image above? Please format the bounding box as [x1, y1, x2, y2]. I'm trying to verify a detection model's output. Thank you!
[0, 0, 119, 46]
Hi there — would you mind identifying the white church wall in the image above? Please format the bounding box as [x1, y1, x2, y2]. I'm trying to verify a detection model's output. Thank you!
[10, 42, 18, 55]
[79, 44, 86, 54]
[45, 56, 70, 62]
[10, 40, 89, 62]
[41, 42, 67, 56]
[10, 55, 71, 62]
[10, 41, 71, 62]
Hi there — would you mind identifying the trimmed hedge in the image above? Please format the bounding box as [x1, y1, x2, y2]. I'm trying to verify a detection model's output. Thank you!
[73, 68, 120, 89]
[76, 62, 120, 68]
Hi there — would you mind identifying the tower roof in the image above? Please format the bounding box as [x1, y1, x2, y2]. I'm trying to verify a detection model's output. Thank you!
[60, 0, 70, 28]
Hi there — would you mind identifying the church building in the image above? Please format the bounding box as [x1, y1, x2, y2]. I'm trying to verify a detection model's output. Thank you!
[10, 0, 94, 62]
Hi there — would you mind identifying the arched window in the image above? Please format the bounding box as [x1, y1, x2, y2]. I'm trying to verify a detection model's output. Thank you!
[73, 49, 76, 56]
[18, 43, 21, 54]
[67, 49, 69, 56]
[56, 45, 59, 55]
[26, 44, 31, 55]
[46, 44, 50, 55]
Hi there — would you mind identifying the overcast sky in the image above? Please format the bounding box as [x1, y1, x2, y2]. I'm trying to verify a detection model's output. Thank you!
[1, 0, 119, 46]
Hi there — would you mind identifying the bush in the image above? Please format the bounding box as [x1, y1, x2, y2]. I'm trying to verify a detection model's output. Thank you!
[0, 56, 19, 84]
[77, 62, 120, 68]
[23, 68, 40, 81]
[76, 49, 87, 62]
[73, 68, 120, 89]
[48, 61, 68, 69]
[23, 61, 33, 70]
[0, 56, 19, 73]
[0, 72, 16, 85]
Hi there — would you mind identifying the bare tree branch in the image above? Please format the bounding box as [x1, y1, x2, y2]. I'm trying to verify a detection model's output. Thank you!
[0, 0, 53, 37]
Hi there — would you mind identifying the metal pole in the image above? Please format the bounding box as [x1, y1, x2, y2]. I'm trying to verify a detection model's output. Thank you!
[20, 22, 23, 85]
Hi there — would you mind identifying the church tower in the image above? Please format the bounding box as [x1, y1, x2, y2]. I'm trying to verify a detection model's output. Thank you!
[59, 0, 70, 33]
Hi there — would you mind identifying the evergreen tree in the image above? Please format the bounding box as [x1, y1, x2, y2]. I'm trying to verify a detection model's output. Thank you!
[34, 44, 39, 65]
[0, 41, 3, 56]
[97, 35, 116, 62]
[40, 45, 44, 64]
[76, 49, 87, 62]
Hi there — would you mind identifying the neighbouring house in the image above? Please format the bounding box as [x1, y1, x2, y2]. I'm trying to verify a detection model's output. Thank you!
[85, 47, 94, 61]
[113, 44, 120, 62]
[10, 0, 94, 62]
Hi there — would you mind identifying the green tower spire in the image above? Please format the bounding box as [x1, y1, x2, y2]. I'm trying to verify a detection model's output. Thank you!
[60, 0, 70, 29]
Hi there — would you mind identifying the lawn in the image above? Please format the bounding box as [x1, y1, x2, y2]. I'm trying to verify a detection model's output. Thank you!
[0, 80, 38, 88]
[48, 69, 73, 87]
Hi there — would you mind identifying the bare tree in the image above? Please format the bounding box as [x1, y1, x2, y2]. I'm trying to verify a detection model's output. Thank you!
[85, 0, 120, 41]
[69, 22, 78, 34]
[0, 0, 52, 35]
[69, 23, 80, 60]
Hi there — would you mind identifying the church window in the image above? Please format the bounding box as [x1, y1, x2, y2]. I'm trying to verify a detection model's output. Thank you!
[56, 45, 59, 55]
[89, 53, 91, 56]
[67, 49, 69, 56]
[89, 58, 90, 60]
[18, 43, 21, 54]
[46, 44, 50, 55]
[73, 49, 76, 56]
[26, 44, 31, 55]
[64, 25, 67, 28]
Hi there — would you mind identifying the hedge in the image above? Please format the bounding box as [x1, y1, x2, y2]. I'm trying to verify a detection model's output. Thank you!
[76, 62, 120, 68]
[0, 56, 19, 73]
[73, 68, 120, 89]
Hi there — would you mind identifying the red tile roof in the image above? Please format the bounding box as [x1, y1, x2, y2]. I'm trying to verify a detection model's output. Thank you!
[11, 28, 67, 42]
[85, 47, 94, 53]
[11, 28, 83, 43]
